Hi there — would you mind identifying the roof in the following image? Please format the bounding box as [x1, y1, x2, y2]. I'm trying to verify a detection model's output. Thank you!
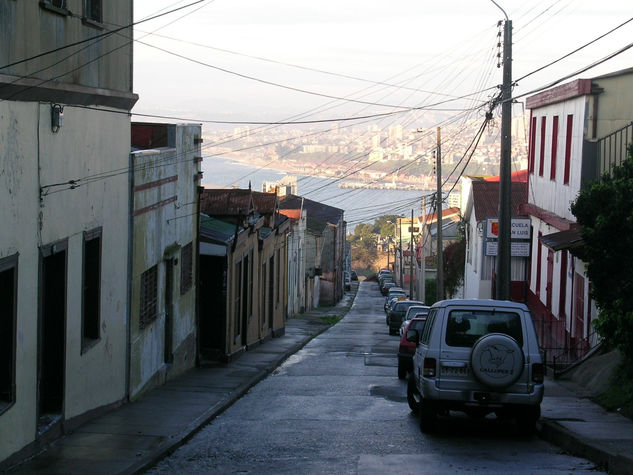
[483, 169, 528, 183]
[421, 207, 460, 224]
[201, 188, 253, 216]
[472, 181, 527, 222]
[540, 226, 583, 252]
[280, 194, 344, 225]
[251, 191, 277, 215]
[199, 215, 236, 244]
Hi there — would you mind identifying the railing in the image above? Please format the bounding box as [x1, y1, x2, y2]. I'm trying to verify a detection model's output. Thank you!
[548, 330, 599, 377]
[598, 122, 633, 176]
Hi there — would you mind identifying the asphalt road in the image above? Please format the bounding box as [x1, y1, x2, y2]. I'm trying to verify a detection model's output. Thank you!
[146, 281, 602, 474]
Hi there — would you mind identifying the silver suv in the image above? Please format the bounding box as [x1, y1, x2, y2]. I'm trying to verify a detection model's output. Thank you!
[407, 299, 544, 434]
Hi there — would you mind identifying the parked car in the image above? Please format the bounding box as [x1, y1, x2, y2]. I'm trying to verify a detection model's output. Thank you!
[350, 270, 358, 281]
[387, 300, 425, 335]
[344, 271, 351, 291]
[381, 281, 397, 295]
[399, 305, 430, 336]
[398, 317, 427, 379]
[407, 299, 544, 434]
[384, 287, 406, 314]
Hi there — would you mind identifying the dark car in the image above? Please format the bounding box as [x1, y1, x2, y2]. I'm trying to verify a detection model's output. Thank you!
[384, 287, 406, 314]
[398, 317, 427, 379]
[388, 300, 424, 335]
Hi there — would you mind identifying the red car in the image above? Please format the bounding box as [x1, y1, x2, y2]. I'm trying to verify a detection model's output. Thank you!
[397, 317, 427, 379]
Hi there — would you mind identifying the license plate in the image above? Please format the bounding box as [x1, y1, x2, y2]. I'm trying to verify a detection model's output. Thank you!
[441, 366, 470, 376]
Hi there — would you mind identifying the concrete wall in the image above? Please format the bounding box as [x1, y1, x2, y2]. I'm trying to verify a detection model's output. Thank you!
[0, 101, 130, 461]
[129, 124, 201, 399]
[0, 0, 133, 93]
[287, 211, 307, 317]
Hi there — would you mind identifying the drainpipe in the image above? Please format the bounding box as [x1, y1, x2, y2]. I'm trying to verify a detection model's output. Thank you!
[125, 151, 134, 401]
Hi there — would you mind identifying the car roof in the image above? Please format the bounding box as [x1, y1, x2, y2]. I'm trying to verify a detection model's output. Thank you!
[431, 298, 529, 311]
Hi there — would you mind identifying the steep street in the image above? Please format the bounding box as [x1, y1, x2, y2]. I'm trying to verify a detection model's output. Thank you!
[147, 281, 600, 474]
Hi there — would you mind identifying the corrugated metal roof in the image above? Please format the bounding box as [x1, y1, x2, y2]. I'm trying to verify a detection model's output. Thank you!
[540, 226, 583, 251]
[201, 188, 253, 216]
[200, 215, 236, 244]
[472, 181, 527, 222]
[252, 190, 277, 215]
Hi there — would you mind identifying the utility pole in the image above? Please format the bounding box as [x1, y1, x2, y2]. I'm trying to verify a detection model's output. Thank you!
[436, 127, 444, 301]
[420, 196, 427, 304]
[399, 217, 403, 290]
[409, 209, 414, 299]
[496, 7, 512, 301]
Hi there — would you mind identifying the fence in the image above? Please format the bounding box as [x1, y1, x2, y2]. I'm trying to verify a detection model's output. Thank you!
[598, 121, 633, 176]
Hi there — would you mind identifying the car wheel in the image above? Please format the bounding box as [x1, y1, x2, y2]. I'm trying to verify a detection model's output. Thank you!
[398, 363, 406, 380]
[419, 400, 437, 433]
[470, 333, 524, 389]
[515, 405, 540, 436]
[406, 375, 421, 414]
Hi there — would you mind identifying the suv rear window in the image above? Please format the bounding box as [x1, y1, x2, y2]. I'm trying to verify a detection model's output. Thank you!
[445, 310, 523, 348]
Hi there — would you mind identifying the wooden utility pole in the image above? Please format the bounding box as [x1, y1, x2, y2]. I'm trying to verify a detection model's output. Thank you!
[496, 15, 513, 301]
[399, 217, 403, 289]
[436, 127, 444, 301]
[409, 209, 414, 299]
[420, 196, 427, 303]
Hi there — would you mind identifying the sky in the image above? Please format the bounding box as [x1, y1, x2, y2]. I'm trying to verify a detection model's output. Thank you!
[131, 0, 633, 128]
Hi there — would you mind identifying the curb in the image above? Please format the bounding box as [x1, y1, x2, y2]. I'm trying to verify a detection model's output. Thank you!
[537, 419, 633, 474]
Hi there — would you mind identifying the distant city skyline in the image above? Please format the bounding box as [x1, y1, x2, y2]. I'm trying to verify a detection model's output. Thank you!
[133, 0, 633, 127]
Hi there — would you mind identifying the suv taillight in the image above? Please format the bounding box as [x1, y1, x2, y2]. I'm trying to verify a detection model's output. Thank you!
[532, 363, 544, 383]
[423, 357, 436, 377]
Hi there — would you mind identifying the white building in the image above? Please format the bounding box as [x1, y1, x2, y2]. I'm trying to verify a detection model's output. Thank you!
[521, 68, 633, 361]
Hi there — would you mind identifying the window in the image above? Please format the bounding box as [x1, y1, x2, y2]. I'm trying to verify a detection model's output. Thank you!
[40, 0, 69, 15]
[82, 228, 101, 350]
[84, 0, 102, 22]
[420, 309, 437, 345]
[140, 265, 158, 329]
[180, 242, 193, 295]
[550, 116, 559, 181]
[536, 232, 542, 297]
[44, 0, 67, 7]
[539, 117, 546, 177]
[0, 254, 18, 413]
[528, 115, 536, 174]
[563, 114, 573, 185]
[445, 310, 523, 348]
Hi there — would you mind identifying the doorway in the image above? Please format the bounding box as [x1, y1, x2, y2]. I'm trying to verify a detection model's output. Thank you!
[38, 241, 67, 434]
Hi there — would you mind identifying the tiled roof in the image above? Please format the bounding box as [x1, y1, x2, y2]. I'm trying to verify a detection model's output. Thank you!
[483, 169, 528, 183]
[421, 207, 461, 223]
[201, 188, 253, 216]
[472, 181, 527, 222]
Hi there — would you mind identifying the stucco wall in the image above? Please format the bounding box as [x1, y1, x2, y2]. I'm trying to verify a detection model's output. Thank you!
[129, 124, 200, 399]
[0, 102, 130, 461]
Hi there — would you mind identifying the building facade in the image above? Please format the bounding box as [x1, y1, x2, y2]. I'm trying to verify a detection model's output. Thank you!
[0, 0, 137, 463]
[129, 123, 202, 399]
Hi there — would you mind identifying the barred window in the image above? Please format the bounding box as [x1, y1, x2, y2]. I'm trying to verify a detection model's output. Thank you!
[140, 265, 158, 329]
[84, 0, 102, 22]
[180, 242, 193, 295]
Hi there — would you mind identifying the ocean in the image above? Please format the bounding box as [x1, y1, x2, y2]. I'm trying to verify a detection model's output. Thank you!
[201, 156, 429, 231]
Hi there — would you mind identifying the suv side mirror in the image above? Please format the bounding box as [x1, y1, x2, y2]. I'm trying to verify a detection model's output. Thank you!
[406, 329, 419, 343]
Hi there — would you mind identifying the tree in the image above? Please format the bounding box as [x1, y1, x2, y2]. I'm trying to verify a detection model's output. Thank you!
[349, 224, 378, 271]
[373, 214, 400, 237]
[443, 238, 466, 298]
[570, 146, 633, 363]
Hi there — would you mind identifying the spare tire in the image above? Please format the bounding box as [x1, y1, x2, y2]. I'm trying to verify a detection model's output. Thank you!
[470, 333, 524, 388]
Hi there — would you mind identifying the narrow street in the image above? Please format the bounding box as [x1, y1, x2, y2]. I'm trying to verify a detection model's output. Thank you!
[147, 281, 601, 474]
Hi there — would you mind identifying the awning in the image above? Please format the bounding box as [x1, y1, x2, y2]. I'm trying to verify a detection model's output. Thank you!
[540, 226, 583, 251]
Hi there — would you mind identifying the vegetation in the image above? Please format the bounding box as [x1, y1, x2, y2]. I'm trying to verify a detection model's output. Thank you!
[443, 238, 466, 299]
[348, 223, 378, 272]
[320, 315, 342, 325]
[570, 146, 633, 365]
[594, 364, 633, 420]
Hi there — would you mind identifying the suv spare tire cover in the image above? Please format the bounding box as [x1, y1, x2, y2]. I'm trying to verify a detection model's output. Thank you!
[470, 333, 524, 388]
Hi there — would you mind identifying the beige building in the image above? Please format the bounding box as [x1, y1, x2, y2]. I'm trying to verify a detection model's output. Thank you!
[0, 0, 137, 464]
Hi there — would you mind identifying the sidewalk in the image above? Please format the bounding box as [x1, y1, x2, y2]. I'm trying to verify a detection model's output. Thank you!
[7, 290, 357, 475]
[7, 282, 633, 474]
[537, 376, 633, 474]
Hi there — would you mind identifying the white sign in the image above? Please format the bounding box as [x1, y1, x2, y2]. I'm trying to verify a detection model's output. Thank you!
[486, 218, 531, 239]
[486, 241, 531, 257]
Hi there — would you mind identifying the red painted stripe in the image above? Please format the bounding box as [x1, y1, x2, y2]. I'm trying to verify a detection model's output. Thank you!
[134, 175, 178, 192]
[134, 196, 177, 217]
